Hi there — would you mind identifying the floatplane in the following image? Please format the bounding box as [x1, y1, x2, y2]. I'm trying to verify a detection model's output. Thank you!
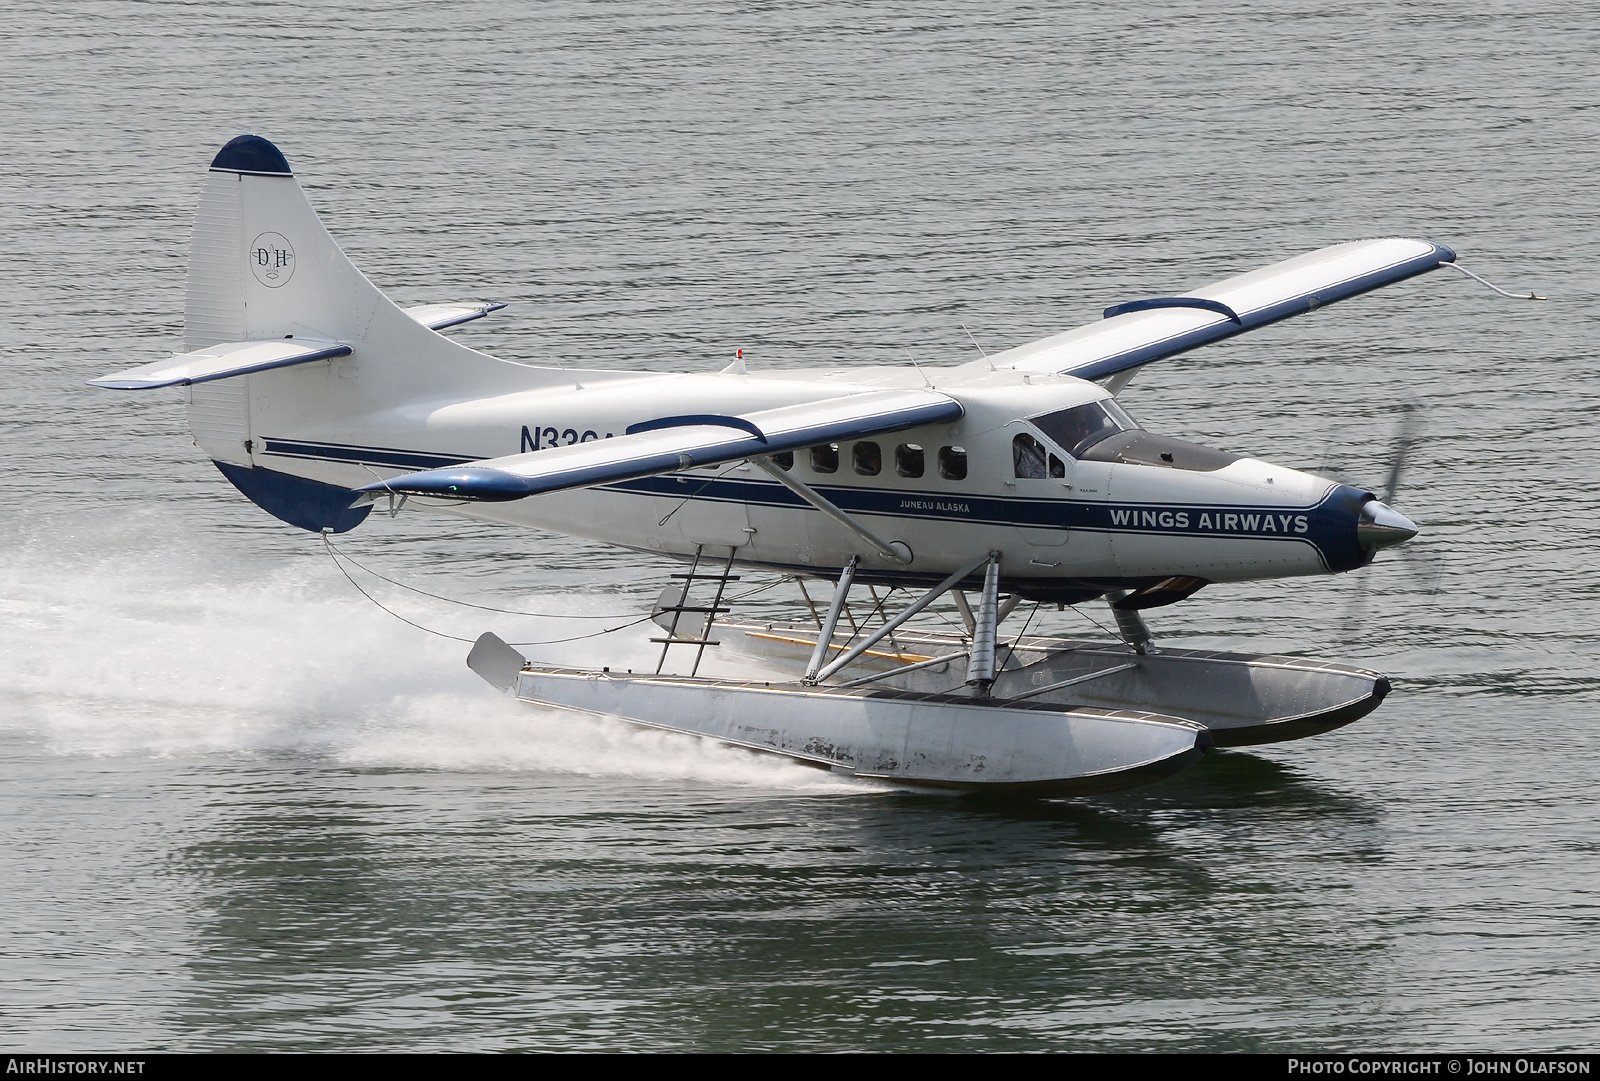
[92, 135, 1528, 797]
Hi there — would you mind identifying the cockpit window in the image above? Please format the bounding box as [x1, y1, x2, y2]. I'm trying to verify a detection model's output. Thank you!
[1031, 399, 1139, 458]
[1013, 432, 1066, 479]
[1013, 433, 1047, 478]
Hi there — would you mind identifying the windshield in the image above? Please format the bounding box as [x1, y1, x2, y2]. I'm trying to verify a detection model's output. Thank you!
[1031, 399, 1139, 458]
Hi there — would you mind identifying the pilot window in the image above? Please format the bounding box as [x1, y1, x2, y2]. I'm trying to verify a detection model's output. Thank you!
[810, 443, 839, 473]
[896, 443, 924, 478]
[1013, 433, 1046, 478]
[939, 445, 967, 481]
[1012, 433, 1066, 479]
[853, 441, 882, 476]
[1031, 400, 1138, 458]
[770, 450, 794, 470]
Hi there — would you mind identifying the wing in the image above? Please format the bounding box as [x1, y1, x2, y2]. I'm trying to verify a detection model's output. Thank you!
[354, 388, 964, 503]
[87, 338, 351, 390]
[979, 238, 1455, 382]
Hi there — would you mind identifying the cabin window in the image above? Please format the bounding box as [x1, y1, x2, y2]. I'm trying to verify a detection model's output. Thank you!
[1032, 400, 1138, 458]
[939, 445, 967, 481]
[810, 443, 839, 474]
[769, 450, 794, 470]
[896, 443, 924, 478]
[1050, 452, 1065, 478]
[1013, 433, 1048, 479]
[853, 441, 881, 476]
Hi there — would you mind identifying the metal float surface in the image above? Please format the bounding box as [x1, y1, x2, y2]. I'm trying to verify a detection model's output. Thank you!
[471, 633, 1209, 797]
[717, 622, 1389, 746]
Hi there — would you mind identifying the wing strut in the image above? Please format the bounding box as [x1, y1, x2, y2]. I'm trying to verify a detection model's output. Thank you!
[750, 457, 912, 565]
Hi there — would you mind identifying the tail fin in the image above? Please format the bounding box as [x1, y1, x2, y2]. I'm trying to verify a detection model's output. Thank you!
[166, 135, 542, 532]
[189, 135, 461, 358]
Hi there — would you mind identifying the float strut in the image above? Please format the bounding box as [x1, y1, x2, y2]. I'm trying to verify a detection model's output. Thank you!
[804, 556, 857, 683]
[957, 588, 1019, 637]
[965, 552, 1003, 696]
[812, 551, 995, 684]
[1104, 589, 1156, 654]
[951, 590, 977, 635]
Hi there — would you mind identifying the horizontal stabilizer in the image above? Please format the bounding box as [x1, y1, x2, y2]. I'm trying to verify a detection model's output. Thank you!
[402, 301, 508, 331]
[88, 338, 350, 390]
[356, 388, 963, 503]
[979, 238, 1455, 382]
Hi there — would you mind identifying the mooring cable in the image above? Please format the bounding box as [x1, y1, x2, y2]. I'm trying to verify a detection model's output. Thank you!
[324, 534, 477, 643]
[325, 535, 794, 618]
[324, 534, 661, 645]
[323, 534, 799, 647]
[324, 536, 644, 618]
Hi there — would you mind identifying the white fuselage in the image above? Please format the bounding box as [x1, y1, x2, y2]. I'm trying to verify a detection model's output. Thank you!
[191, 358, 1366, 597]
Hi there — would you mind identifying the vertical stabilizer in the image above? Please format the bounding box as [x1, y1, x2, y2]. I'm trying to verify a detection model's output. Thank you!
[186, 135, 381, 348]
[141, 135, 576, 533]
[172, 135, 522, 533]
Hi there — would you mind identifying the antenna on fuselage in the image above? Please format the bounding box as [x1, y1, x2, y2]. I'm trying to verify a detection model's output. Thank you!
[960, 324, 996, 371]
[904, 350, 934, 388]
[545, 353, 583, 390]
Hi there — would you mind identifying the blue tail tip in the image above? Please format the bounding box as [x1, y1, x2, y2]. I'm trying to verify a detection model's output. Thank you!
[210, 134, 292, 176]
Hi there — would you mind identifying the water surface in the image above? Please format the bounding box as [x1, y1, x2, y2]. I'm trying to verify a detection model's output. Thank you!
[3, 0, 1598, 1052]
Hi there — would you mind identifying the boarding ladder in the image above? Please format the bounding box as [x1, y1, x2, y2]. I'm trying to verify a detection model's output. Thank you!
[651, 545, 739, 676]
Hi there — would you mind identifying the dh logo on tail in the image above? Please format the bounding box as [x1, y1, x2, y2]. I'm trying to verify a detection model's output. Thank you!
[249, 232, 295, 287]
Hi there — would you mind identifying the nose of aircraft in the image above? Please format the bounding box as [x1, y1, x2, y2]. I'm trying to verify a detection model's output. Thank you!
[1357, 500, 1419, 551]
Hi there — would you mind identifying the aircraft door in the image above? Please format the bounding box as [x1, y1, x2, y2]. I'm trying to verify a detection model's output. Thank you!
[1010, 427, 1073, 548]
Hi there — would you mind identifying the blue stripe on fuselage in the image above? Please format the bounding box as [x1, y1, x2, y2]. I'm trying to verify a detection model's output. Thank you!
[602, 474, 1323, 533]
[599, 475, 1370, 571]
[254, 438, 1367, 571]
[261, 438, 475, 472]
